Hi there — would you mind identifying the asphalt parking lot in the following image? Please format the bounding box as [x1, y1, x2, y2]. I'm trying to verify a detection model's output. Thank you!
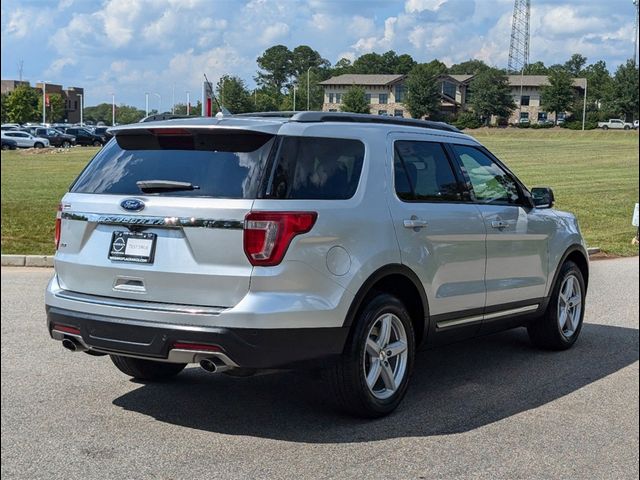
[1, 258, 638, 479]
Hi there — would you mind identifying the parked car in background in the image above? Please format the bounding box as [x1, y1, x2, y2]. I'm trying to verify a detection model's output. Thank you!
[1, 137, 18, 150]
[63, 127, 105, 147]
[597, 119, 634, 130]
[634, 120, 639, 130]
[92, 127, 113, 142]
[33, 128, 76, 148]
[1, 131, 50, 148]
[1, 123, 21, 131]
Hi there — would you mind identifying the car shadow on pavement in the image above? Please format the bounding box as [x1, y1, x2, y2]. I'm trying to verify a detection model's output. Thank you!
[112, 323, 638, 443]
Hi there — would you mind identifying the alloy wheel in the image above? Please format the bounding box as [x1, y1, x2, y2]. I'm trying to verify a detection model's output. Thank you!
[557, 274, 582, 337]
[363, 313, 408, 400]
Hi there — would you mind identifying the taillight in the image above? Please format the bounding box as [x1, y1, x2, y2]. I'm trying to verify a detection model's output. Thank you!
[243, 212, 317, 266]
[54, 203, 62, 250]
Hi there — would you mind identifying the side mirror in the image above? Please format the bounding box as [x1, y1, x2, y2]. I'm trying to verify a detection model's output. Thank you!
[531, 187, 555, 209]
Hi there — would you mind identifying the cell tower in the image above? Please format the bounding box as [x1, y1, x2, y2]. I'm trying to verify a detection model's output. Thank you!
[508, 0, 531, 73]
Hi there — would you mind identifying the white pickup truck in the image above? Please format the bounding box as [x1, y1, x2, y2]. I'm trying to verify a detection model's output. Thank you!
[597, 119, 634, 130]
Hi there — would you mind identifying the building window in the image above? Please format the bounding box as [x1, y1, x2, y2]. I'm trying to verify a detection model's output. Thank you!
[74, 100, 78, 110]
[395, 84, 406, 102]
[520, 112, 529, 122]
[520, 95, 530, 106]
[365, 93, 371, 104]
[378, 93, 388, 104]
[537, 112, 548, 122]
[378, 110, 388, 116]
[328, 93, 334, 103]
[442, 81, 456, 99]
[394, 109, 404, 117]
[335, 93, 342, 104]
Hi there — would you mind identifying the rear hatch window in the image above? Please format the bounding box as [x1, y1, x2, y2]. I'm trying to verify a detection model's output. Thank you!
[71, 130, 275, 199]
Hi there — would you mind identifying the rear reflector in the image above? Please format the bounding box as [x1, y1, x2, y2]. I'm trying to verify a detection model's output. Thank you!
[53, 324, 81, 335]
[172, 342, 222, 352]
[54, 203, 62, 250]
[244, 211, 317, 266]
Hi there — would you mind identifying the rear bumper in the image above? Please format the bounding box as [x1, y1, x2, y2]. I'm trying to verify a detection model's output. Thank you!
[47, 306, 349, 369]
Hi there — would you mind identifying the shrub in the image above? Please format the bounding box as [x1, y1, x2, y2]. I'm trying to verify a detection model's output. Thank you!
[453, 111, 482, 129]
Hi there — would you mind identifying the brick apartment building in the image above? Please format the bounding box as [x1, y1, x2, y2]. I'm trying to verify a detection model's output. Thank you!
[1, 80, 85, 124]
[319, 74, 586, 124]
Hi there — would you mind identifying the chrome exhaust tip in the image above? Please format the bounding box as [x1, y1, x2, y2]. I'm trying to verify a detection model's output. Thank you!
[62, 337, 87, 352]
[199, 358, 218, 373]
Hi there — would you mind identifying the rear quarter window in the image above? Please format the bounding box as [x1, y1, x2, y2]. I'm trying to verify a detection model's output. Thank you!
[265, 136, 364, 200]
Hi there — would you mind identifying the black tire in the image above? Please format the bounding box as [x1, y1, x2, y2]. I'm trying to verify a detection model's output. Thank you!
[325, 293, 415, 418]
[1, 144, 9, 151]
[33, 142, 44, 149]
[602, 125, 608, 130]
[624, 126, 630, 130]
[93, 140, 102, 147]
[62, 141, 71, 148]
[528, 260, 586, 350]
[110, 355, 186, 380]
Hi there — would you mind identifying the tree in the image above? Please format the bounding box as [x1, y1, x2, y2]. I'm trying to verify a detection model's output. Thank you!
[115, 105, 146, 124]
[4, 85, 39, 123]
[582, 60, 612, 108]
[404, 62, 444, 119]
[83, 103, 145, 125]
[351, 51, 416, 74]
[604, 60, 639, 121]
[448, 59, 491, 75]
[541, 68, 576, 124]
[340, 86, 370, 113]
[38, 92, 65, 123]
[216, 75, 253, 113]
[173, 100, 202, 116]
[296, 68, 329, 111]
[291, 45, 329, 78]
[468, 68, 516, 124]
[1, 93, 8, 123]
[255, 45, 294, 93]
[563, 53, 588, 77]
[331, 58, 354, 76]
[523, 61, 548, 75]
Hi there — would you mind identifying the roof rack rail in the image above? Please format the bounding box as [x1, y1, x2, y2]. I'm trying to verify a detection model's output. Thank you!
[289, 111, 461, 133]
[234, 111, 297, 118]
[139, 113, 193, 123]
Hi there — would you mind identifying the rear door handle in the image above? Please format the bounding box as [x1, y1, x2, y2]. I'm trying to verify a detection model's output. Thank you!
[491, 220, 509, 229]
[404, 219, 429, 229]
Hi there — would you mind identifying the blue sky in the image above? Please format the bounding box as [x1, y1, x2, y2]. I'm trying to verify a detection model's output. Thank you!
[1, 0, 638, 108]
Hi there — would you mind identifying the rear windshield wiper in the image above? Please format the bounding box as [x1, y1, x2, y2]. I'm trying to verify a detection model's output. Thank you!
[136, 180, 200, 193]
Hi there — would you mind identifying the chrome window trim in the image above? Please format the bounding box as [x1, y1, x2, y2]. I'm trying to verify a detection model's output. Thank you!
[61, 211, 243, 230]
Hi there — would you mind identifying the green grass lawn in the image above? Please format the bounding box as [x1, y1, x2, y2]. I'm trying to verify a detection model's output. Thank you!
[1, 129, 639, 256]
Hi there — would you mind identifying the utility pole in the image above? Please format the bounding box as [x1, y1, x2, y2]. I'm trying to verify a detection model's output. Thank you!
[145, 92, 149, 116]
[508, 0, 530, 74]
[307, 66, 312, 111]
[111, 93, 115, 126]
[186, 91, 190, 115]
[581, 79, 588, 131]
[41, 81, 46, 125]
[293, 85, 297, 111]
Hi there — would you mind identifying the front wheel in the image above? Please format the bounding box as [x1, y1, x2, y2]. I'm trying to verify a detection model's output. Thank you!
[110, 355, 186, 380]
[528, 260, 586, 350]
[33, 142, 44, 149]
[93, 140, 102, 147]
[602, 125, 608, 130]
[62, 141, 71, 148]
[624, 126, 630, 130]
[325, 293, 415, 418]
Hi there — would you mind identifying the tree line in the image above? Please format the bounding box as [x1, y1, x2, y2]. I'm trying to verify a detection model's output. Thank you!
[2, 46, 637, 125]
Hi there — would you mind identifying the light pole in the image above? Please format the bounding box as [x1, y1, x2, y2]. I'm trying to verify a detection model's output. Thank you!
[78, 93, 84, 125]
[581, 79, 588, 131]
[172, 83, 175, 114]
[293, 84, 297, 111]
[634, 0, 639, 67]
[145, 92, 149, 116]
[111, 93, 115, 126]
[153, 92, 161, 113]
[40, 81, 47, 125]
[307, 66, 312, 111]
[186, 91, 190, 115]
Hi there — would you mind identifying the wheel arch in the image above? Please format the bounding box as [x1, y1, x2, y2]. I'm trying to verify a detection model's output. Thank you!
[551, 245, 589, 295]
[343, 264, 430, 347]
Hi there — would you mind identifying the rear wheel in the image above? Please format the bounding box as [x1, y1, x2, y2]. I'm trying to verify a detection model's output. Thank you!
[528, 260, 585, 350]
[33, 142, 44, 149]
[110, 355, 186, 380]
[602, 125, 608, 130]
[62, 141, 71, 148]
[325, 293, 415, 418]
[92, 140, 102, 147]
[624, 126, 630, 130]
[1, 144, 9, 151]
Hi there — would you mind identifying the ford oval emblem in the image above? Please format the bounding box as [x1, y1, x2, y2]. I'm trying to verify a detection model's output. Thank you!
[120, 198, 145, 212]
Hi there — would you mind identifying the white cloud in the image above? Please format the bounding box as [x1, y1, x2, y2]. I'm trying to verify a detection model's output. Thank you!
[405, 0, 447, 13]
[259, 22, 290, 45]
[5, 8, 48, 38]
[46, 57, 77, 76]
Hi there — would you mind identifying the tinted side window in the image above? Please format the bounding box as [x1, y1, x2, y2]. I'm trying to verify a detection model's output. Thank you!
[266, 136, 364, 200]
[394, 141, 461, 202]
[451, 145, 520, 205]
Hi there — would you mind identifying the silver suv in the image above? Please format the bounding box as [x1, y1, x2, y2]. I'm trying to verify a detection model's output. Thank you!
[46, 112, 589, 417]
